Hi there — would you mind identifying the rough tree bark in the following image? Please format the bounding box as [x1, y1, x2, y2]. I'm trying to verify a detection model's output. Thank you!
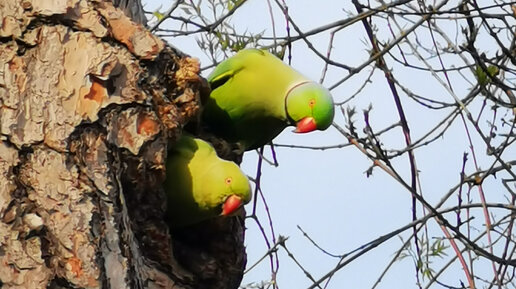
[0, 0, 246, 288]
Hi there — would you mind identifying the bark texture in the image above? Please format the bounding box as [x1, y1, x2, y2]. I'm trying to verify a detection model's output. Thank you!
[0, 1, 246, 288]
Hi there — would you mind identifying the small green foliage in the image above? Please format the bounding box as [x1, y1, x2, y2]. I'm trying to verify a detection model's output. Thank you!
[153, 10, 165, 21]
[227, 0, 245, 10]
[151, 5, 165, 21]
[475, 64, 499, 86]
[429, 239, 448, 257]
[178, 0, 264, 62]
[487, 65, 499, 78]
[212, 29, 263, 52]
[397, 237, 449, 281]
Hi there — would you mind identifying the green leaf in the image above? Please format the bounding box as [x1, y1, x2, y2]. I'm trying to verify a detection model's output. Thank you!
[153, 11, 165, 21]
[475, 65, 488, 86]
[416, 259, 423, 270]
[430, 239, 448, 257]
[228, 0, 244, 10]
[475, 64, 499, 86]
[487, 65, 499, 78]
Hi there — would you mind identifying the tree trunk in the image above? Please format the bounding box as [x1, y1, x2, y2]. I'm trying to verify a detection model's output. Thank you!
[0, 1, 246, 288]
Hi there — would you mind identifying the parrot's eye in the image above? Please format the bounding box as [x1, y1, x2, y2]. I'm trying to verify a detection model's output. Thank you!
[308, 99, 316, 108]
[225, 177, 233, 185]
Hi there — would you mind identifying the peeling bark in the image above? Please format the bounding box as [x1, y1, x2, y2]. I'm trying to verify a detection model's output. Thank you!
[0, 1, 246, 288]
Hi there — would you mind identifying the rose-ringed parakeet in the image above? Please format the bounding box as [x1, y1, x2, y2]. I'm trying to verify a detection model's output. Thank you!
[164, 135, 252, 228]
[202, 48, 335, 150]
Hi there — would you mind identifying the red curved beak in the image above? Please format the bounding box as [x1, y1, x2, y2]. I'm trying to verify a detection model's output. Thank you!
[221, 195, 243, 216]
[295, 117, 317, 133]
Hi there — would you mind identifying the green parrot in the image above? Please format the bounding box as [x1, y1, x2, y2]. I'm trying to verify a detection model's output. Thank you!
[164, 135, 252, 228]
[202, 48, 335, 150]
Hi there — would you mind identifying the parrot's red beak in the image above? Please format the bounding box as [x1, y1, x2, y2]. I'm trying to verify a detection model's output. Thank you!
[295, 117, 317, 133]
[221, 195, 242, 216]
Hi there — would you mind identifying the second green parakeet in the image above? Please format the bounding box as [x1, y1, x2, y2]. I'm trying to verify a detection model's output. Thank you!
[164, 135, 252, 228]
[202, 48, 335, 150]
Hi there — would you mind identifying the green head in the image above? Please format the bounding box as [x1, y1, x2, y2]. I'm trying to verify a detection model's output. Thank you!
[285, 82, 335, 133]
[200, 161, 252, 216]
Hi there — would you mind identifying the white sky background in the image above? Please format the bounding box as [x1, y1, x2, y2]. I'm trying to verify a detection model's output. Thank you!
[142, 1, 515, 288]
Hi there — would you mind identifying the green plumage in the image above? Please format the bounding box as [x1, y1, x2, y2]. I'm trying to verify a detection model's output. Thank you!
[164, 135, 251, 228]
[203, 48, 335, 150]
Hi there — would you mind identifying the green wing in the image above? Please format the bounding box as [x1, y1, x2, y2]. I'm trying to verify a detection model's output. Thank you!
[207, 49, 265, 87]
[204, 49, 308, 149]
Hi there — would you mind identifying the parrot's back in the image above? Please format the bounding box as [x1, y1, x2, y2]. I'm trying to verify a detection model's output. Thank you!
[203, 49, 309, 150]
[164, 137, 219, 226]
